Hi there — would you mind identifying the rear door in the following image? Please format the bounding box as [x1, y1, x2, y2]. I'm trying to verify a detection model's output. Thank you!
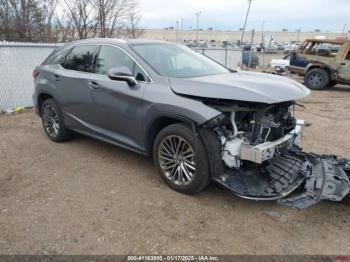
[57, 45, 100, 129]
[88, 45, 150, 150]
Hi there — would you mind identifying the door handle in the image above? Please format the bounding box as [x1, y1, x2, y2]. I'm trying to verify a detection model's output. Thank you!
[341, 62, 346, 66]
[88, 81, 100, 90]
[53, 74, 60, 81]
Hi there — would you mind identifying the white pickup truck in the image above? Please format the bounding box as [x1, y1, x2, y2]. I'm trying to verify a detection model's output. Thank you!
[270, 56, 290, 74]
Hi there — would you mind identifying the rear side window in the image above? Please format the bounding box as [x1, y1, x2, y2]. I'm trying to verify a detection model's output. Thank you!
[299, 41, 342, 57]
[63, 45, 98, 73]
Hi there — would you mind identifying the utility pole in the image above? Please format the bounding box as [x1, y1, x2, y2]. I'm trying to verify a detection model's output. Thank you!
[261, 21, 265, 45]
[196, 11, 201, 46]
[240, 0, 252, 44]
[181, 18, 184, 42]
[176, 20, 179, 42]
[342, 24, 347, 36]
[248, 29, 255, 70]
[296, 29, 301, 43]
[188, 26, 192, 41]
[261, 22, 265, 68]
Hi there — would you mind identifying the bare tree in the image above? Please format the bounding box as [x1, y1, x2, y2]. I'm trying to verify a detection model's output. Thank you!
[0, 0, 144, 41]
[32, 0, 59, 42]
[126, 1, 144, 39]
[0, 0, 10, 39]
[59, 0, 95, 39]
[0, 0, 59, 41]
[0, 0, 38, 41]
[54, 7, 75, 42]
[93, 0, 130, 38]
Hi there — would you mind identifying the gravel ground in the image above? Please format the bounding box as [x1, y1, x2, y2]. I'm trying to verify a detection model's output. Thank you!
[0, 83, 350, 255]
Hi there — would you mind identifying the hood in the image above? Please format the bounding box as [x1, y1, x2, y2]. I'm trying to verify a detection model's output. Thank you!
[169, 71, 310, 104]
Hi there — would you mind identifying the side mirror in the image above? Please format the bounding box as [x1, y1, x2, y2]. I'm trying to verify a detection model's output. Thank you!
[107, 66, 137, 87]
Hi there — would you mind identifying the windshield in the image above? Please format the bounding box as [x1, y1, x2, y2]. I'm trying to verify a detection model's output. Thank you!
[129, 43, 230, 78]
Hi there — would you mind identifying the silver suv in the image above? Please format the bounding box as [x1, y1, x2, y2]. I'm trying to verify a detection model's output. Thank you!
[33, 39, 350, 209]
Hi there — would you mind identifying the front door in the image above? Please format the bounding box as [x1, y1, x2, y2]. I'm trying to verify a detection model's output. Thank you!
[88, 45, 150, 151]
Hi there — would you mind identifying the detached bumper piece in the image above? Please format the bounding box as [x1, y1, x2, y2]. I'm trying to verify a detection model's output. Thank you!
[278, 155, 350, 209]
[214, 148, 350, 209]
[215, 154, 308, 200]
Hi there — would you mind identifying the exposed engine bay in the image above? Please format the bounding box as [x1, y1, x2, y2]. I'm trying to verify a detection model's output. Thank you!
[199, 99, 350, 209]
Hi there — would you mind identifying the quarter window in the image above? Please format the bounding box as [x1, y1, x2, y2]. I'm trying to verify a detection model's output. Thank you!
[94, 46, 147, 82]
[63, 45, 98, 72]
[346, 50, 350, 60]
[43, 47, 71, 66]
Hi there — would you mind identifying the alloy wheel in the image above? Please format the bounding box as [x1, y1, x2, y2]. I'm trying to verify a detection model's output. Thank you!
[42, 105, 60, 137]
[158, 135, 196, 186]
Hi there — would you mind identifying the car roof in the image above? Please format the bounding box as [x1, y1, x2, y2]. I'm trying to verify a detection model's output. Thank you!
[67, 38, 172, 47]
[304, 38, 350, 44]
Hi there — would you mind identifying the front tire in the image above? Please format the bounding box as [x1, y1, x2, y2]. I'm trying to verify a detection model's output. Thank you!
[41, 98, 72, 142]
[153, 123, 210, 194]
[304, 68, 330, 90]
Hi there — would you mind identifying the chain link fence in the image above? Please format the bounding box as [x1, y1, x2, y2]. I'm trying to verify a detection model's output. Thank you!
[0, 41, 242, 112]
[194, 48, 242, 70]
[0, 41, 61, 111]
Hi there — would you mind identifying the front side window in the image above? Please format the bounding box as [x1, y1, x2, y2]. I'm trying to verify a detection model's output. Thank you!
[63, 45, 98, 72]
[299, 41, 312, 53]
[93, 45, 147, 82]
[130, 43, 230, 78]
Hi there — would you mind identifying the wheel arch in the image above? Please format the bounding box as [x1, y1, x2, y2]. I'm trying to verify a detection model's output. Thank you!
[37, 92, 55, 116]
[145, 114, 198, 156]
[305, 63, 332, 76]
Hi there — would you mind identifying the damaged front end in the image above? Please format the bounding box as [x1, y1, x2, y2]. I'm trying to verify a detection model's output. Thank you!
[199, 99, 350, 209]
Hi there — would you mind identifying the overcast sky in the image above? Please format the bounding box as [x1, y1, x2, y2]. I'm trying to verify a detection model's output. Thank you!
[138, 0, 349, 32]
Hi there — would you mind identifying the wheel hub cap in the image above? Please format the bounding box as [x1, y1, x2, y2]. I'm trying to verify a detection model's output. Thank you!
[158, 135, 196, 186]
[309, 73, 323, 87]
[43, 105, 59, 137]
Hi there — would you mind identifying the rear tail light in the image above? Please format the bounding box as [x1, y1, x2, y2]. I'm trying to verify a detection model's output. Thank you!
[32, 69, 39, 78]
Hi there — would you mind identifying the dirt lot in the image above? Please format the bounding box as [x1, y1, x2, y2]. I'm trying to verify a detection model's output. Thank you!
[0, 84, 350, 255]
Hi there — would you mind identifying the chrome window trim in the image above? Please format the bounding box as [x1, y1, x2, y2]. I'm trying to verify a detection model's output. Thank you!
[95, 43, 153, 84]
[57, 42, 153, 84]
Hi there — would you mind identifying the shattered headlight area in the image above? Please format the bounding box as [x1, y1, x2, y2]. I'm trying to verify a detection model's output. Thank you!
[200, 99, 350, 209]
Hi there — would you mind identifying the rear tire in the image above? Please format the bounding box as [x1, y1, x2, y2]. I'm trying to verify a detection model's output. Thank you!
[41, 98, 72, 142]
[153, 123, 211, 194]
[304, 68, 330, 90]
